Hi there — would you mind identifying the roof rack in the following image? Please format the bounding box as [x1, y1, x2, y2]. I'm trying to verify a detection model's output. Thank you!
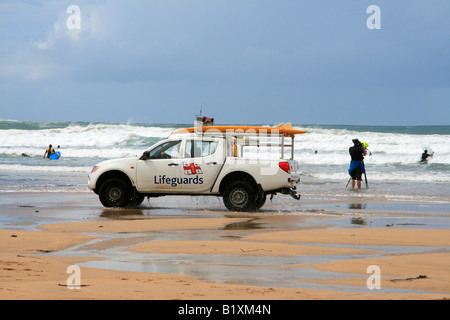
[171, 116, 307, 160]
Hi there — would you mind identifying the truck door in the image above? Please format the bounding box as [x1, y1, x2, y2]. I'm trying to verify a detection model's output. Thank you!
[182, 138, 223, 192]
[136, 139, 183, 192]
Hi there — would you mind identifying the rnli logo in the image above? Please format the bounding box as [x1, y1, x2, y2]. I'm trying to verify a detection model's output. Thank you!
[184, 162, 203, 175]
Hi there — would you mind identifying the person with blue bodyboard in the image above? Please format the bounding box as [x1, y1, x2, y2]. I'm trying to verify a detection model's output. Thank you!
[43, 144, 60, 159]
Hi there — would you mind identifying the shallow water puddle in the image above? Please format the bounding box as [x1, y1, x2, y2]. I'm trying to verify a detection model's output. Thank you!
[45, 215, 447, 295]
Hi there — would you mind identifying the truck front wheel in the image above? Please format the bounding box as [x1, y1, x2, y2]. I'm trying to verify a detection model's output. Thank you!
[98, 178, 131, 207]
[223, 181, 256, 212]
[129, 193, 145, 206]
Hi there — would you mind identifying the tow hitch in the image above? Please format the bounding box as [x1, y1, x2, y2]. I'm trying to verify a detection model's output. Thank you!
[280, 187, 301, 200]
[290, 188, 301, 200]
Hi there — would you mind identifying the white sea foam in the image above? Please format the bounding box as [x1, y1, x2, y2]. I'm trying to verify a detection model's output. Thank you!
[0, 163, 91, 173]
[0, 123, 173, 154]
[1, 122, 449, 186]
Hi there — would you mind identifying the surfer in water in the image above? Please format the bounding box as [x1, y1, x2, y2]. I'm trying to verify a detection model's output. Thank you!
[43, 144, 57, 159]
[348, 139, 367, 189]
[421, 149, 434, 163]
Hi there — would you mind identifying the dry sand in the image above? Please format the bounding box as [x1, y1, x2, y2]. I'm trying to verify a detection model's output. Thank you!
[1, 192, 449, 300]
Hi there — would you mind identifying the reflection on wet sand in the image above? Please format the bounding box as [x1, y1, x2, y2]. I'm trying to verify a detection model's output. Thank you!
[349, 203, 367, 210]
[1, 192, 450, 299]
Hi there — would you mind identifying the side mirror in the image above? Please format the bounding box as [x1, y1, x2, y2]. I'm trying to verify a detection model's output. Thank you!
[140, 151, 150, 160]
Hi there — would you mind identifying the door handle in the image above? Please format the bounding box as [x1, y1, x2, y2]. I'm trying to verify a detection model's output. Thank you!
[207, 162, 217, 165]
[168, 163, 179, 166]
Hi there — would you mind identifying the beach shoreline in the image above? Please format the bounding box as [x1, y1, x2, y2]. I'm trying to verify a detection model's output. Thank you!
[1, 191, 449, 300]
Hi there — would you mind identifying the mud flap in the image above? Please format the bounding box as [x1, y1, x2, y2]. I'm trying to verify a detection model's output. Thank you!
[256, 184, 265, 201]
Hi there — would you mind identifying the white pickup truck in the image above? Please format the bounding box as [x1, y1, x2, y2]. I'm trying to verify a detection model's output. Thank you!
[88, 119, 305, 211]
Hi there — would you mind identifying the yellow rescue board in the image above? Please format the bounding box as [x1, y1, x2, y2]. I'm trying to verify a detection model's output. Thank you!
[172, 125, 306, 136]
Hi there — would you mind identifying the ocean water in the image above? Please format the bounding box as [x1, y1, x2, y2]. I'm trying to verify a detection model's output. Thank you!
[1, 120, 449, 203]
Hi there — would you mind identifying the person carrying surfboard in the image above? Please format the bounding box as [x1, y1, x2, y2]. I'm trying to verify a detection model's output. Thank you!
[43, 144, 58, 159]
[348, 139, 367, 189]
[421, 149, 434, 163]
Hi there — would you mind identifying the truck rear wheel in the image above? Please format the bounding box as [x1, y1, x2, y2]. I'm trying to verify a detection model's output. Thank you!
[253, 193, 266, 211]
[223, 181, 256, 212]
[98, 178, 131, 207]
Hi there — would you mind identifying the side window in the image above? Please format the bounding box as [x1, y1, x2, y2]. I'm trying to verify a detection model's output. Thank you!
[148, 140, 181, 159]
[201, 141, 218, 156]
[185, 140, 218, 158]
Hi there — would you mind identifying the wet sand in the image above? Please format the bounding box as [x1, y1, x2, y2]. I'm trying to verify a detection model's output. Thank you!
[1, 191, 449, 300]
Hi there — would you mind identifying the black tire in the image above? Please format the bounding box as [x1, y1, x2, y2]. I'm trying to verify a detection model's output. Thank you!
[253, 193, 266, 211]
[98, 178, 131, 207]
[129, 193, 145, 206]
[223, 180, 256, 212]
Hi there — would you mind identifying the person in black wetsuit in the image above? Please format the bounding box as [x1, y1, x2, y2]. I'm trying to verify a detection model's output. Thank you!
[348, 139, 367, 189]
[421, 149, 434, 163]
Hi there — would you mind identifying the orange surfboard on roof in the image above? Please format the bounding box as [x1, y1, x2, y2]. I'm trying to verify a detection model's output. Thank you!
[172, 122, 306, 136]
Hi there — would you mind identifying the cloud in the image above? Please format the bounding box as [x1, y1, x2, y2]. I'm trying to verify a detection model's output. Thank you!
[1, 0, 450, 124]
[34, 4, 96, 49]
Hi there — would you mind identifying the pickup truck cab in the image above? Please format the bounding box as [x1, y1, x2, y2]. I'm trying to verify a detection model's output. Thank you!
[88, 118, 306, 211]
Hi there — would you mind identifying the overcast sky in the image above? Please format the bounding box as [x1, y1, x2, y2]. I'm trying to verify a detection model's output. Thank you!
[1, 0, 449, 125]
